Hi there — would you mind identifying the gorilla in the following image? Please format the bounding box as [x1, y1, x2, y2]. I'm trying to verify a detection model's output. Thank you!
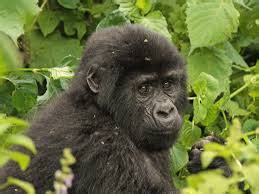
[0, 25, 228, 194]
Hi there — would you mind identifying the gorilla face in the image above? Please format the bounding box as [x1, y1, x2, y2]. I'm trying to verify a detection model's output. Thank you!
[85, 25, 187, 150]
[109, 66, 186, 150]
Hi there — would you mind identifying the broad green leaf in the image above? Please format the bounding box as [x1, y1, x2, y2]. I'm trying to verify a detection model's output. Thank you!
[6, 135, 36, 154]
[180, 119, 201, 147]
[0, 0, 41, 43]
[55, 10, 86, 39]
[0, 115, 29, 135]
[96, 11, 130, 30]
[193, 73, 220, 103]
[244, 74, 259, 98]
[193, 98, 207, 124]
[57, 0, 80, 9]
[242, 164, 259, 191]
[186, 0, 240, 49]
[135, 0, 152, 15]
[201, 151, 217, 168]
[170, 143, 188, 173]
[0, 123, 10, 135]
[239, 4, 259, 38]
[135, 11, 171, 40]
[187, 48, 232, 92]
[222, 100, 249, 117]
[37, 9, 60, 37]
[0, 32, 22, 76]
[243, 119, 259, 132]
[224, 42, 248, 67]
[85, 1, 117, 16]
[114, 0, 137, 14]
[233, 0, 251, 10]
[0, 149, 30, 171]
[0, 153, 10, 167]
[229, 119, 242, 142]
[3, 177, 35, 194]
[37, 76, 65, 105]
[0, 81, 15, 114]
[187, 170, 232, 194]
[46, 66, 75, 80]
[29, 31, 82, 68]
[201, 105, 219, 126]
[9, 75, 38, 113]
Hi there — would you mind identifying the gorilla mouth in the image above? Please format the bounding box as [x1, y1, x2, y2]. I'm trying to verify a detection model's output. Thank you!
[148, 128, 174, 135]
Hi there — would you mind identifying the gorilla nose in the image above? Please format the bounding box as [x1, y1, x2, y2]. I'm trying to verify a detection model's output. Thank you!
[154, 104, 174, 122]
[156, 107, 174, 118]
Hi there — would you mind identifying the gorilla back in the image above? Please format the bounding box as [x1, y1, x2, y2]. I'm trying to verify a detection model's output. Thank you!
[0, 25, 187, 194]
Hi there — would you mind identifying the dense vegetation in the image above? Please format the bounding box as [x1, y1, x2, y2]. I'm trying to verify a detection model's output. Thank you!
[0, 0, 258, 193]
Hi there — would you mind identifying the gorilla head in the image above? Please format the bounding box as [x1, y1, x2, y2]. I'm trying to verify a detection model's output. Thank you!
[74, 25, 187, 150]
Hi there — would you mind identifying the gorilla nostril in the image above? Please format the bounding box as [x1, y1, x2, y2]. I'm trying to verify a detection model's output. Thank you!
[157, 111, 169, 118]
[156, 108, 174, 118]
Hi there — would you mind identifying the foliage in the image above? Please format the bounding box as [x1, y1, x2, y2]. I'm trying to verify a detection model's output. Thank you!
[46, 148, 76, 194]
[182, 119, 259, 194]
[0, 0, 259, 193]
[0, 114, 36, 194]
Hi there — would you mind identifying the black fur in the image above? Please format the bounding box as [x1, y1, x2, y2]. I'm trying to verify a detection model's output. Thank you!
[0, 25, 188, 194]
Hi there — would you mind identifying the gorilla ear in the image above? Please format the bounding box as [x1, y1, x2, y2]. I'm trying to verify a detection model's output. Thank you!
[87, 64, 100, 93]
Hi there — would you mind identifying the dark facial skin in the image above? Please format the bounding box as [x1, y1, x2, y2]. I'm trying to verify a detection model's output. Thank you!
[87, 64, 186, 150]
[125, 68, 184, 150]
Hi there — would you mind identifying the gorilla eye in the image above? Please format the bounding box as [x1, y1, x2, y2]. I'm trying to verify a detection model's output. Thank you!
[162, 81, 172, 89]
[138, 84, 152, 95]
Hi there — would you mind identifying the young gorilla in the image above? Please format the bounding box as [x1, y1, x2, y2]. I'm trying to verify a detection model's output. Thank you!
[0, 25, 227, 194]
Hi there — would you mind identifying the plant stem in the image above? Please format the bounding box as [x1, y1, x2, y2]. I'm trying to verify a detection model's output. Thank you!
[230, 83, 250, 99]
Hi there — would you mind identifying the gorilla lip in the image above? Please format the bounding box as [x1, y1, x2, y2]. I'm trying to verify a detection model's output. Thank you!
[148, 128, 173, 135]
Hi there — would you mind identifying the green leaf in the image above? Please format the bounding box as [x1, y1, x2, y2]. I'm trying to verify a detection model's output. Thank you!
[0, 81, 15, 114]
[243, 119, 259, 132]
[224, 41, 248, 68]
[57, 0, 80, 9]
[242, 164, 259, 190]
[170, 143, 188, 173]
[0, 115, 29, 135]
[0, 32, 22, 76]
[187, 48, 232, 93]
[222, 100, 249, 117]
[6, 135, 36, 154]
[244, 74, 259, 98]
[239, 4, 259, 38]
[37, 76, 65, 105]
[233, 0, 251, 10]
[37, 9, 60, 37]
[10, 74, 38, 113]
[114, 0, 137, 15]
[0, 149, 30, 171]
[3, 177, 35, 194]
[135, 11, 171, 40]
[180, 118, 201, 147]
[96, 11, 130, 30]
[29, 30, 82, 68]
[46, 66, 75, 80]
[0, 153, 10, 167]
[186, 170, 232, 194]
[193, 73, 220, 103]
[186, 0, 240, 49]
[193, 98, 207, 124]
[135, 0, 152, 15]
[56, 10, 86, 39]
[201, 151, 217, 168]
[0, 0, 41, 43]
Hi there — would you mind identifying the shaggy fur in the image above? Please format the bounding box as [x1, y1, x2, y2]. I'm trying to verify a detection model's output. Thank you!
[1, 25, 190, 194]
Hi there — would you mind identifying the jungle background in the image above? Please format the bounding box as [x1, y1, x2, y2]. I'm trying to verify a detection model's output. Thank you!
[0, 0, 259, 193]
